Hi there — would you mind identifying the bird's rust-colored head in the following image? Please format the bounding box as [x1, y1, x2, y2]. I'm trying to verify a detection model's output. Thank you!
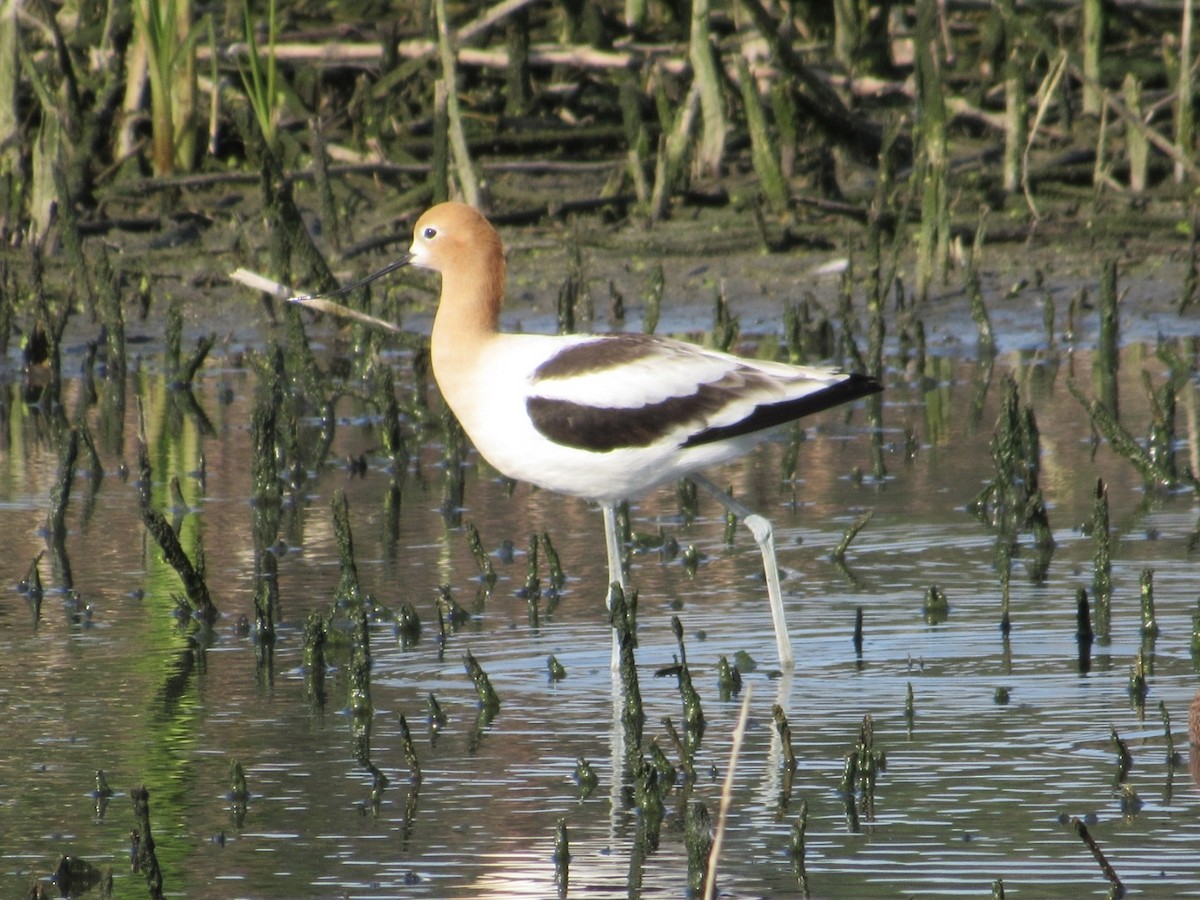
[409, 203, 506, 325]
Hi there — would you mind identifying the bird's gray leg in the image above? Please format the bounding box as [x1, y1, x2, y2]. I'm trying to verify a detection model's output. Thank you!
[690, 474, 794, 668]
[602, 503, 628, 672]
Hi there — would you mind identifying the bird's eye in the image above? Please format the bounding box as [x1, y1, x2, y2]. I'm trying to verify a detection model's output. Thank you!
[422, 226, 437, 240]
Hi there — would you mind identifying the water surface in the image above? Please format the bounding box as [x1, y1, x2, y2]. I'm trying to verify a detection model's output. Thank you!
[2, 291, 1199, 898]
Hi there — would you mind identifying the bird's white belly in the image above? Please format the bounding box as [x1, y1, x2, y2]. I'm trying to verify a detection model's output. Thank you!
[446, 356, 752, 503]
[468, 414, 751, 502]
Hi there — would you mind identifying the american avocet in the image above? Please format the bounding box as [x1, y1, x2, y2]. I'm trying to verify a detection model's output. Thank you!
[294, 202, 881, 667]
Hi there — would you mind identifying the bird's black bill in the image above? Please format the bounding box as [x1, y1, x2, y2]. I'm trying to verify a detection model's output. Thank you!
[289, 251, 414, 302]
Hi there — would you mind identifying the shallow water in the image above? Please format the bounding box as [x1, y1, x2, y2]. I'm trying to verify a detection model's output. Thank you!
[2, 302, 1200, 898]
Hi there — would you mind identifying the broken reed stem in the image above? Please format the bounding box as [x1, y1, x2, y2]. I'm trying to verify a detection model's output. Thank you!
[137, 442, 218, 625]
[1095, 81, 1200, 181]
[711, 281, 738, 353]
[540, 531, 565, 590]
[523, 532, 541, 602]
[663, 715, 695, 782]
[310, 116, 342, 251]
[610, 583, 645, 747]
[789, 798, 809, 885]
[1096, 258, 1120, 415]
[999, 566, 1011, 635]
[131, 786, 166, 900]
[396, 601, 422, 649]
[651, 79, 700, 222]
[1076, 587, 1094, 674]
[49, 428, 79, 542]
[1001, 2, 1026, 194]
[1072, 816, 1125, 895]
[1181, 209, 1198, 313]
[61, 178, 127, 384]
[618, 73, 650, 205]
[1093, 76, 1112, 190]
[464, 649, 501, 710]
[688, 0, 726, 177]
[641, 263, 663, 334]
[1019, 47, 1068, 218]
[717, 654, 742, 700]
[1178, 0, 1195, 183]
[1091, 478, 1112, 641]
[553, 818, 569, 895]
[1068, 379, 1170, 489]
[375, 366, 409, 471]
[1081, 0, 1103, 115]
[923, 584, 949, 623]
[440, 407, 467, 527]
[984, 488, 1028, 573]
[166, 301, 183, 374]
[250, 368, 280, 508]
[347, 652, 373, 721]
[670, 617, 705, 733]
[770, 80, 797, 180]
[331, 489, 361, 604]
[436, 584, 470, 632]
[355, 603, 372, 662]
[303, 609, 327, 672]
[253, 572, 275, 643]
[246, 112, 338, 300]
[703, 686, 752, 900]
[229, 760, 249, 803]
[648, 739, 676, 788]
[428, 693, 448, 734]
[864, 116, 905, 383]
[1075, 590, 1092, 642]
[965, 222, 995, 356]
[1159, 700, 1176, 766]
[22, 553, 44, 609]
[685, 801, 714, 897]
[735, 55, 788, 213]
[831, 510, 873, 562]
[175, 333, 215, 386]
[465, 521, 496, 582]
[1110, 724, 1133, 781]
[772, 703, 797, 772]
[832, 0, 866, 69]
[634, 754, 667, 844]
[1142, 369, 1181, 486]
[914, 0, 949, 301]
[1139, 567, 1158, 636]
[1128, 651, 1148, 708]
[431, 80, 450, 203]
[399, 714, 422, 784]
[433, 0, 485, 208]
[1123, 73, 1148, 193]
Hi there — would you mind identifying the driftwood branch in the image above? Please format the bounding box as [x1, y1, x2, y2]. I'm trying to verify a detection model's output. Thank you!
[203, 40, 687, 74]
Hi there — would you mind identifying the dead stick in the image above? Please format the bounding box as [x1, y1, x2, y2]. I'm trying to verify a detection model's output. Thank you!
[1071, 817, 1125, 895]
[207, 40, 685, 74]
[703, 685, 752, 900]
